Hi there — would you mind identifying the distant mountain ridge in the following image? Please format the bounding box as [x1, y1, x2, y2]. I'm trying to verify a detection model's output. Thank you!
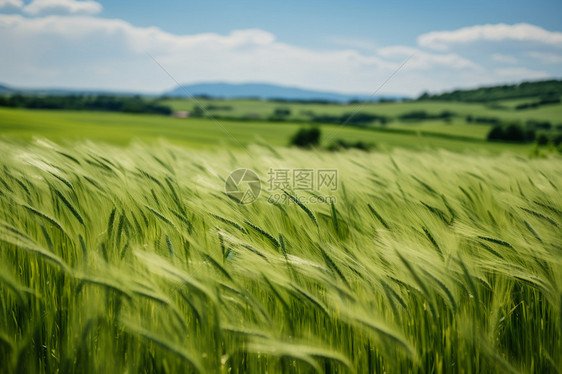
[163, 82, 405, 102]
[0, 84, 13, 94]
[0, 82, 406, 102]
[2, 79, 560, 103]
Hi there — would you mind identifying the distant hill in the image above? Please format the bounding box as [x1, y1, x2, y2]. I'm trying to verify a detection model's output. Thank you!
[0, 82, 406, 102]
[164, 82, 405, 102]
[418, 79, 562, 102]
[0, 84, 14, 94]
[4, 79, 560, 104]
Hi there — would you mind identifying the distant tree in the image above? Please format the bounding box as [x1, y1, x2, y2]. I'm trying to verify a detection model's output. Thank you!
[524, 127, 536, 142]
[300, 110, 315, 117]
[206, 104, 233, 111]
[310, 112, 387, 126]
[416, 79, 562, 102]
[0, 94, 172, 114]
[504, 123, 526, 142]
[399, 110, 428, 120]
[327, 139, 375, 152]
[274, 107, 291, 116]
[539, 92, 561, 105]
[515, 102, 540, 110]
[474, 116, 500, 125]
[439, 110, 454, 119]
[268, 107, 292, 121]
[526, 120, 552, 130]
[290, 127, 321, 148]
[191, 106, 204, 117]
[121, 98, 144, 113]
[487, 125, 505, 141]
[536, 133, 549, 146]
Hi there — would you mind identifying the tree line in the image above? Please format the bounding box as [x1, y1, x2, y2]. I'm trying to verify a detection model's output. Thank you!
[487, 122, 562, 145]
[418, 79, 562, 103]
[0, 94, 172, 115]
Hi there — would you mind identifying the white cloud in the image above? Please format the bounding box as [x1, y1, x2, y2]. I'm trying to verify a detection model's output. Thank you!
[0, 0, 23, 9]
[24, 0, 102, 16]
[491, 53, 518, 64]
[528, 51, 562, 64]
[495, 67, 549, 80]
[418, 23, 562, 51]
[0, 14, 558, 97]
[0, 14, 416, 94]
[377, 45, 479, 70]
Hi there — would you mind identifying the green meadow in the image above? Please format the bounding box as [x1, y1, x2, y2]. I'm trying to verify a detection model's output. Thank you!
[0, 96, 561, 373]
[163, 97, 562, 124]
[0, 107, 541, 153]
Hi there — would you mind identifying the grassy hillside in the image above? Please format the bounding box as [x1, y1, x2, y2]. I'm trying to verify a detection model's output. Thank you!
[0, 108, 535, 153]
[2, 83, 562, 149]
[0, 82, 560, 372]
[418, 79, 562, 102]
[0, 139, 560, 373]
[163, 97, 562, 125]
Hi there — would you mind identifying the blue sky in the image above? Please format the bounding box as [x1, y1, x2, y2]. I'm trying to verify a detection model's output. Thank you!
[1, 0, 561, 96]
[101, 0, 562, 48]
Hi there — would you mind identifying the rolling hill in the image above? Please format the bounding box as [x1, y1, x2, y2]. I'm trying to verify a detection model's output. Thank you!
[418, 79, 562, 102]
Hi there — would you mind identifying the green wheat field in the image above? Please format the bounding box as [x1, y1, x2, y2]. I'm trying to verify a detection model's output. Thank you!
[0, 137, 560, 373]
